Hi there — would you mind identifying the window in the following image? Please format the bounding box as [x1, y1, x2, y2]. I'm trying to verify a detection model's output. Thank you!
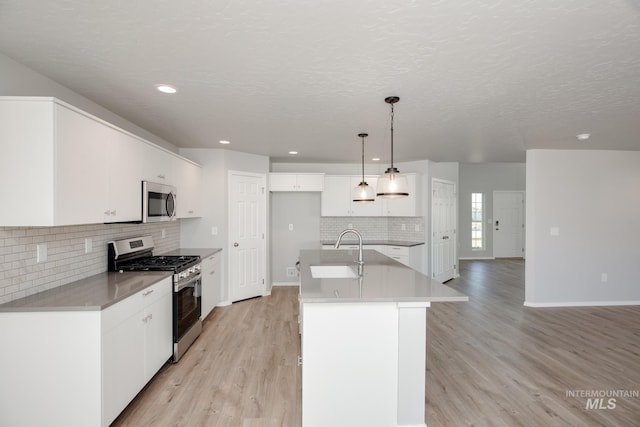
[471, 193, 483, 250]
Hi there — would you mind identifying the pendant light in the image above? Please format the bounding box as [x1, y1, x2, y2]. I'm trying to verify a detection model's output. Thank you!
[352, 133, 375, 202]
[377, 96, 409, 198]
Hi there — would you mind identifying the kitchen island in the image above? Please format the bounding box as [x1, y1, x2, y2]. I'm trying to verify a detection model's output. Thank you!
[298, 249, 467, 427]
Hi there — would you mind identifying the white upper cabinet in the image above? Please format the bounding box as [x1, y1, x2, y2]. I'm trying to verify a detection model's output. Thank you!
[381, 173, 418, 217]
[140, 141, 174, 185]
[321, 175, 383, 216]
[174, 156, 202, 218]
[321, 174, 418, 217]
[0, 96, 201, 226]
[269, 173, 324, 191]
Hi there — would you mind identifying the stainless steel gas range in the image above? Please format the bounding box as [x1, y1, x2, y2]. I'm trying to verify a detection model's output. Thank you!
[108, 236, 202, 363]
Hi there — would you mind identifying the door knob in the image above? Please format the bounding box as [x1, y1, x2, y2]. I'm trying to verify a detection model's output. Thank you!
[233, 242, 239, 247]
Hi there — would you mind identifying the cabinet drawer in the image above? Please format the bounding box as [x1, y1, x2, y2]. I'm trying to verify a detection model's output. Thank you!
[385, 246, 410, 257]
[102, 277, 172, 333]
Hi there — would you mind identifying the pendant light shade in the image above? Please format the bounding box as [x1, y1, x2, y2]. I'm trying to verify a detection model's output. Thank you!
[353, 133, 375, 202]
[377, 96, 409, 198]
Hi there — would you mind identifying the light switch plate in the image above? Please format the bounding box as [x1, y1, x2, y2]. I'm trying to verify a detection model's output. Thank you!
[36, 243, 47, 263]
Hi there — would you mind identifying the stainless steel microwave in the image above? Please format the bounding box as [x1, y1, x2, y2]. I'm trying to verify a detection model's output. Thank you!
[142, 181, 177, 222]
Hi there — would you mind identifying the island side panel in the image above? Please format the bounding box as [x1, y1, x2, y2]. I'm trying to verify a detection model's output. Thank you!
[302, 302, 399, 427]
[397, 302, 429, 427]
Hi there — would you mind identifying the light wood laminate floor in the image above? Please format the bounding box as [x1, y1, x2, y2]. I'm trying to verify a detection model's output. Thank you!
[112, 259, 640, 426]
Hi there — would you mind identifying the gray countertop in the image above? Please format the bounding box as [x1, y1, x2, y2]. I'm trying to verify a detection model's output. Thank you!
[320, 240, 424, 247]
[299, 249, 468, 304]
[0, 271, 172, 312]
[0, 247, 222, 312]
[161, 247, 222, 258]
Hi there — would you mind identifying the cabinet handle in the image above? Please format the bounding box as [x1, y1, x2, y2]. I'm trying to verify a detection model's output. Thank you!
[104, 210, 111, 215]
[188, 210, 194, 214]
[111, 209, 117, 216]
[142, 314, 152, 323]
[157, 174, 165, 179]
[142, 289, 154, 296]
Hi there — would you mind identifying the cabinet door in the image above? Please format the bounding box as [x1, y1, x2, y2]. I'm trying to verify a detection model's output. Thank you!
[174, 157, 202, 218]
[201, 252, 222, 319]
[0, 99, 56, 226]
[140, 142, 174, 184]
[321, 176, 350, 216]
[350, 176, 382, 216]
[143, 286, 173, 381]
[54, 104, 109, 225]
[106, 128, 144, 222]
[296, 174, 324, 191]
[381, 174, 417, 216]
[102, 310, 145, 426]
[269, 173, 298, 191]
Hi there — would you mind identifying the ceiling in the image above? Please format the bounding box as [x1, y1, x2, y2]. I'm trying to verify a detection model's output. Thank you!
[1, 0, 639, 164]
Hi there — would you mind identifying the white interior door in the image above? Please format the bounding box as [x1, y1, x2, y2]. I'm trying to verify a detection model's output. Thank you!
[229, 171, 266, 302]
[431, 179, 457, 282]
[493, 191, 525, 258]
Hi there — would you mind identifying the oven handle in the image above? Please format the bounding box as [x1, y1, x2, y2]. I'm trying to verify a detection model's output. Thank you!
[175, 273, 202, 292]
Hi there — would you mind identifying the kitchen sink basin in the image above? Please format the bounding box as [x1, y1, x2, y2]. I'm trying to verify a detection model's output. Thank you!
[309, 264, 359, 279]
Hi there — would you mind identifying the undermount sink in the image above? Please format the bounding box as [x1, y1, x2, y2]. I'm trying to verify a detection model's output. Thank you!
[310, 264, 359, 279]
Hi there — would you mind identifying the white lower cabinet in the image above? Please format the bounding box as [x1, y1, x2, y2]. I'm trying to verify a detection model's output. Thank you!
[201, 251, 222, 319]
[102, 277, 173, 426]
[0, 277, 172, 427]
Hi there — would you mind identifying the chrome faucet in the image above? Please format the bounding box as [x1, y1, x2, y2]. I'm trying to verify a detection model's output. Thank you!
[335, 229, 364, 276]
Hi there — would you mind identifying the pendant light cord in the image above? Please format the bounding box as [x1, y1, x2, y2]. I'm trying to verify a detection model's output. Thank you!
[361, 135, 365, 182]
[390, 102, 395, 169]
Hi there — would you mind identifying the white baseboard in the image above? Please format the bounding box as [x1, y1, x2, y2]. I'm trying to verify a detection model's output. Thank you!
[217, 300, 232, 307]
[458, 256, 495, 260]
[272, 281, 299, 287]
[524, 300, 640, 308]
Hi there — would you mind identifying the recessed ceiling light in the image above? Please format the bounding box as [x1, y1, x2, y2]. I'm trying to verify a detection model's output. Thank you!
[289, 151, 298, 155]
[576, 133, 590, 141]
[372, 157, 380, 161]
[155, 84, 177, 94]
[219, 140, 230, 145]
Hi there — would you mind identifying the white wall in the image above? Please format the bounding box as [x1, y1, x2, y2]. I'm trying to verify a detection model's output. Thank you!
[525, 149, 640, 306]
[458, 163, 526, 259]
[179, 148, 270, 302]
[0, 52, 177, 152]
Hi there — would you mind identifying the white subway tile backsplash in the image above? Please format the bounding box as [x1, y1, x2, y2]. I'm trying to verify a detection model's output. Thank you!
[0, 221, 180, 304]
[320, 216, 425, 243]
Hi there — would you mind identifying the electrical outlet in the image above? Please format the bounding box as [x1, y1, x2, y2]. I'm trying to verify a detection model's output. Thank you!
[601, 273, 608, 283]
[401, 224, 406, 231]
[286, 267, 297, 277]
[211, 226, 218, 235]
[348, 223, 353, 229]
[36, 243, 47, 263]
[415, 224, 420, 232]
[289, 223, 294, 231]
[161, 229, 166, 238]
[85, 238, 92, 254]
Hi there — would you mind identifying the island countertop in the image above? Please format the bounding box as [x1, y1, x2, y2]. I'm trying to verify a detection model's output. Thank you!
[299, 249, 468, 304]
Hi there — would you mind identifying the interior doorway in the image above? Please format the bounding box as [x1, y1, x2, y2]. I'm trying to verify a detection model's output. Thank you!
[431, 178, 457, 282]
[228, 171, 267, 302]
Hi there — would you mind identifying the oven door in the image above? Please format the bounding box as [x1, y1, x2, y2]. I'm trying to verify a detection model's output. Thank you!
[142, 181, 177, 223]
[173, 273, 202, 341]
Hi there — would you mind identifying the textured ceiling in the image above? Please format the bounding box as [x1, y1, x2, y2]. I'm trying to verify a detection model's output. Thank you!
[1, 0, 639, 163]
